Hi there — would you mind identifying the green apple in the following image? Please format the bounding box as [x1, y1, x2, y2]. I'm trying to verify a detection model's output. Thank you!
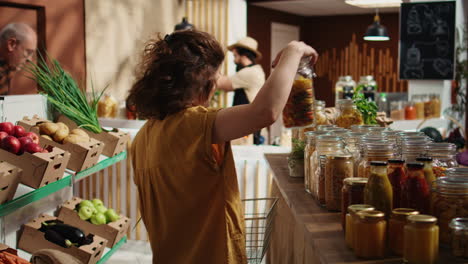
[92, 199, 104, 208]
[90, 213, 107, 225]
[95, 205, 107, 214]
[104, 209, 120, 223]
[78, 206, 93, 220]
[79, 200, 95, 211]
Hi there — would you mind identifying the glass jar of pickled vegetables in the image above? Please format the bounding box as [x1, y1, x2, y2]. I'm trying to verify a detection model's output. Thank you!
[358, 143, 396, 178]
[314, 100, 329, 126]
[389, 208, 419, 256]
[416, 157, 436, 188]
[304, 131, 328, 194]
[311, 136, 346, 205]
[364, 161, 393, 217]
[401, 162, 430, 214]
[429, 143, 458, 177]
[354, 210, 387, 259]
[345, 204, 374, 248]
[325, 154, 353, 211]
[335, 99, 363, 129]
[431, 176, 468, 244]
[387, 159, 407, 209]
[404, 214, 439, 264]
[282, 56, 315, 128]
[449, 218, 468, 258]
[342, 178, 368, 229]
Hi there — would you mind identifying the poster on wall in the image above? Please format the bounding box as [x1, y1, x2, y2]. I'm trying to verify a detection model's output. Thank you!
[399, 1, 456, 80]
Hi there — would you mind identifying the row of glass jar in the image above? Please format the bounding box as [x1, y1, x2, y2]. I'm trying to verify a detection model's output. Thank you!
[345, 205, 439, 262]
[390, 94, 441, 121]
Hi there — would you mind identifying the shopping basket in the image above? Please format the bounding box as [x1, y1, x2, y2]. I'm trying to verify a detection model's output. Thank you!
[242, 198, 278, 264]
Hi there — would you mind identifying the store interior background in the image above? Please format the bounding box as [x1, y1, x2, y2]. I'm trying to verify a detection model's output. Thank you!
[0, 0, 467, 263]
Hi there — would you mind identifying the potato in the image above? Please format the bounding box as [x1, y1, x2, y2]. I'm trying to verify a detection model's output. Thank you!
[56, 122, 69, 134]
[70, 128, 89, 139]
[41, 135, 53, 141]
[38, 122, 59, 136]
[53, 128, 69, 143]
[63, 134, 88, 144]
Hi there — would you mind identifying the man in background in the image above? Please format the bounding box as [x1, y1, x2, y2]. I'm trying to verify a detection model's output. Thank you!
[217, 36, 266, 144]
[0, 23, 37, 95]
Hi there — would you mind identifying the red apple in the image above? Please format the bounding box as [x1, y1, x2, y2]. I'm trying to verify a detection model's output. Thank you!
[19, 136, 33, 147]
[2, 136, 21, 154]
[23, 142, 43, 154]
[13, 125, 26, 138]
[25, 132, 39, 144]
[0, 131, 9, 142]
[0, 122, 14, 135]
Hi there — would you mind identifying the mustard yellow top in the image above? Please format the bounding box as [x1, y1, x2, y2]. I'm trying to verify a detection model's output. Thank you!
[130, 106, 247, 264]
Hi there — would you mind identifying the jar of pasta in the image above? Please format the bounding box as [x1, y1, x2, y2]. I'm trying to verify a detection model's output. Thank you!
[325, 154, 353, 211]
[283, 57, 315, 128]
[335, 99, 363, 129]
[354, 210, 387, 259]
[404, 215, 439, 264]
[345, 204, 374, 248]
[431, 176, 468, 245]
[341, 177, 368, 230]
[389, 208, 419, 256]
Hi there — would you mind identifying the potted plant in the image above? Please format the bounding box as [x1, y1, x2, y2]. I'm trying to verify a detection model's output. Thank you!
[288, 138, 306, 177]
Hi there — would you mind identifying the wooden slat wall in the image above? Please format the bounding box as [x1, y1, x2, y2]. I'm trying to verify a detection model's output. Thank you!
[314, 33, 407, 94]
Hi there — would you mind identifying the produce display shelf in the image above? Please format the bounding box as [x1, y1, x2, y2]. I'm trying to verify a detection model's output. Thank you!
[97, 236, 128, 264]
[0, 175, 72, 217]
[73, 151, 127, 182]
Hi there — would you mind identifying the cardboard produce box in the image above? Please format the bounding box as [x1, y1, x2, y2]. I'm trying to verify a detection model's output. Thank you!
[18, 214, 107, 264]
[57, 115, 130, 157]
[0, 161, 22, 205]
[0, 145, 70, 189]
[19, 116, 105, 172]
[58, 197, 130, 247]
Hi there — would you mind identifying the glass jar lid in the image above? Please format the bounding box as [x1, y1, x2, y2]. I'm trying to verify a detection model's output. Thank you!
[398, 131, 425, 137]
[432, 176, 468, 195]
[315, 100, 325, 108]
[337, 99, 354, 106]
[357, 210, 385, 220]
[449, 218, 468, 231]
[317, 125, 336, 131]
[388, 159, 405, 164]
[348, 204, 374, 214]
[370, 161, 388, 166]
[446, 168, 468, 177]
[392, 208, 419, 218]
[343, 177, 368, 186]
[407, 214, 437, 224]
[328, 154, 353, 160]
[416, 157, 433, 162]
[406, 162, 424, 169]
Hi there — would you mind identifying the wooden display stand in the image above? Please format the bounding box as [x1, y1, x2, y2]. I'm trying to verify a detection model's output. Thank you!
[19, 116, 105, 172]
[58, 197, 130, 248]
[0, 161, 21, 205]
[57, 116, 130, 157]
[0, 146, 70, 189]
[18, 214, 108, 264]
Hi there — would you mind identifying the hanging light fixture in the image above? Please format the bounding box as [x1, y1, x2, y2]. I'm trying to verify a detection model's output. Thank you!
[174, 17, 194, 31]
[364, 9, 390, 41]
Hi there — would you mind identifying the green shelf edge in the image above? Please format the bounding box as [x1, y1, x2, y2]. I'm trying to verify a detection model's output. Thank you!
[75, 151, 127, 181]
[0, 175, 72, 217]
[97, 236, 128, 264]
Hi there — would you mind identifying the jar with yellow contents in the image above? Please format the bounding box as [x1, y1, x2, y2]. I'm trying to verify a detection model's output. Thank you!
[335, 99, 363, 129]
[404, 214, 439, 264]
[389, 208, 419, 256]
[364, 161, 393, 217]
[345, 204, 374, 249]
[354, 210, 387, 259]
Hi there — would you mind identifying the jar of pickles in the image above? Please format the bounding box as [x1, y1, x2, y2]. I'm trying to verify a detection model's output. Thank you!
[345, 204, 374, 248]
[364, 161, 393, 217]
[429, 143, 458, 177]
[341, 178, 368, 229]
[335, 99, 364, 129]
[358, 143, 396, 178]
[354, 210, 387, 259]
[404, 214, 439, 264]
[389, 208, 419, 256]
[431, 176, 468, 244]
[282, 57, 315, 128]
[401, 162, 430, 214]
[325, 154, 354, 211]
[387, 159, 407, 209]
[449, 218, 468, 258]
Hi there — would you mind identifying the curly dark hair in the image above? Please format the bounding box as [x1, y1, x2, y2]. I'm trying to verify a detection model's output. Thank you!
[126, 30, 225, 120]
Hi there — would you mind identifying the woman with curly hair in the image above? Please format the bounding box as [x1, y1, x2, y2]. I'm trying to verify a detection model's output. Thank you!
[127, 29, 318, 264]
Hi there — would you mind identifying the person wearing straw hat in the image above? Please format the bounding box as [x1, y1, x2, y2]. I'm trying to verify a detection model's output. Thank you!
[218, 36, 265, 144]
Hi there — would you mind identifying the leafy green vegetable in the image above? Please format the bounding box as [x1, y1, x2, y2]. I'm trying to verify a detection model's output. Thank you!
[352, 85, 378, 125]
[289, 138, 306, 160]
[25, 53, 105, 133]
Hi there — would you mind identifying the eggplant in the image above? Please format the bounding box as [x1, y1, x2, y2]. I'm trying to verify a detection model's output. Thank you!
[44, 229, 73, 248]
[41, 221, 86, 245]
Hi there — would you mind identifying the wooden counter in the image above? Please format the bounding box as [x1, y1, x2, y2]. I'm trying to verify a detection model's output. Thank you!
[264, 153, 462, 264]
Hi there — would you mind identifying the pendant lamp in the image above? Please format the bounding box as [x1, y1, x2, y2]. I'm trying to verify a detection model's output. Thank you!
[174, 17, 194, 31]
[364, 10, 390, 41]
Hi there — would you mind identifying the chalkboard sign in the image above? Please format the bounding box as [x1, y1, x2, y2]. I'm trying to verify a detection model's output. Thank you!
[399, 1, 456, 80]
